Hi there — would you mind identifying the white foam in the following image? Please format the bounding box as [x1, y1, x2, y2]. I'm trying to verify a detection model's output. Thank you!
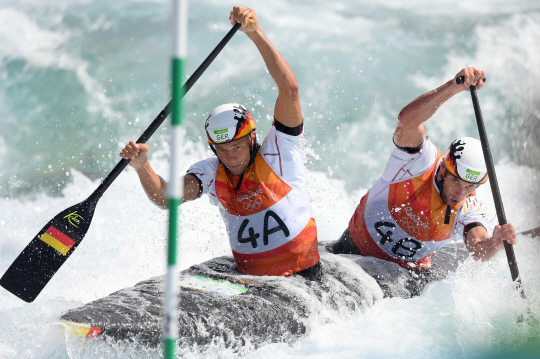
[0, 8, 68, 68]
[0, 6, 121, 131]
[1, 0, 540, 358]
[1, 157, 538, 357]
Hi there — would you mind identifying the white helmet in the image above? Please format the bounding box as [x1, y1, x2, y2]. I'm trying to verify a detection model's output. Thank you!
[205, 104, 256, 145]
[442, 137, 488, 184]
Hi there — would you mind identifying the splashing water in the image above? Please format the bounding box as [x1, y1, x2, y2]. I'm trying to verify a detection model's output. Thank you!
[1, 0, 539, 358]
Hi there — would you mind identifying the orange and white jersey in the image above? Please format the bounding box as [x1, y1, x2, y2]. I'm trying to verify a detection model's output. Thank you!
[188, 124, 319, 276]
[349, 138, 491, 269]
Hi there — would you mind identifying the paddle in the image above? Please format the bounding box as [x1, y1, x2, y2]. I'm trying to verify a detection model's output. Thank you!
[0, 23, 243, 303]
[520, 226, 540, 237]
[456, 75, 525, 297]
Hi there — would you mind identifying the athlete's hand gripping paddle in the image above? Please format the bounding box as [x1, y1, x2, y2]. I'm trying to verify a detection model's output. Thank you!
[0, 23, 243, 303]
[456, 75, 525, 298]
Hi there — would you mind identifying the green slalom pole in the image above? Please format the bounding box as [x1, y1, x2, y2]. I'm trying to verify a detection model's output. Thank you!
[164, 0, 187, 358]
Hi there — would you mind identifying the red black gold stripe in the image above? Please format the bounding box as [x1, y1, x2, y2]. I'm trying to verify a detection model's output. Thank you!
[39, 226, 75, 255]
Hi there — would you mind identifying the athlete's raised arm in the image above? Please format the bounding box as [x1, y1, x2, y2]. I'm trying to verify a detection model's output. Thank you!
[230, 7, 302, 128]
[394, 67, 486, 148]
[119, 140, 201, 209]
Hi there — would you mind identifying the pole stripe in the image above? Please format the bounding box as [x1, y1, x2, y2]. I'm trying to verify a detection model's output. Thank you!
[167, 127, 184, 199]
[164, 265, 179, 337]
[171, 58, 185, 127]
[172, 0, 188, 58]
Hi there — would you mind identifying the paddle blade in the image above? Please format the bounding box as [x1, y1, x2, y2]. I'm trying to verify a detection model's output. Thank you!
[0, 198, 97, 303]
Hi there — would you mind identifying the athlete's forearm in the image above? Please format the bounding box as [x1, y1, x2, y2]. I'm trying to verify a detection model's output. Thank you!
[468, 237, 501, 261]
[398, 80, 462, 130]
[246, 29, 299, 95]
[135, 162, 168, 209]
[466, 226, 502, 261]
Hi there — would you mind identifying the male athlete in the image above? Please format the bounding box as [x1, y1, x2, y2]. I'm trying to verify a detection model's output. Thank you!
[327, 67, 516, 271]
[120, 7, 321, 279]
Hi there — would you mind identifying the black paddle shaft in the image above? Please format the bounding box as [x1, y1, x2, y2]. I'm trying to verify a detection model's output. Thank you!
[457, 76, 524, 295]
[93, 22, 242, 201]
[0, 23, 242, 303]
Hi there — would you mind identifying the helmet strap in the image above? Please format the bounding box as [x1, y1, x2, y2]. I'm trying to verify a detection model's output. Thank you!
[435, 165, 452, 224]
[247, 131, 260, 168]
[435, 163, 446, 194]
[233, 132, 259, 192]
[209, 143, 220, 163]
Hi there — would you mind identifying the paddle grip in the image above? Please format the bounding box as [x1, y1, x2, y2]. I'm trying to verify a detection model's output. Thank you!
[456, 76, 486, 85]
[229, 13, 257, 29]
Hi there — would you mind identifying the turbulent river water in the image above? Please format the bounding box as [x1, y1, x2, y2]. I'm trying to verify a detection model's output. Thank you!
[1, 0, 539, 358]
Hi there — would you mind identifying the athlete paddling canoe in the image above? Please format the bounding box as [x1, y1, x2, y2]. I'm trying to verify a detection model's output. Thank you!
[327, 67, 517, 270]
[120, 6, 321, 279]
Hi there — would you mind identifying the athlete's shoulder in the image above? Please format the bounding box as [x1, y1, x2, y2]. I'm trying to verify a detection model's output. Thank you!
[186, 157, 220, 196]
[260, 125, 306, 161]
[382, 137, 438, 182]
[266, 122, 306, 147]
[188, 156, 219, 174]
[459, 196, 489, 215]
[256, 124, 308, 187]
[452, 196, 492, 241]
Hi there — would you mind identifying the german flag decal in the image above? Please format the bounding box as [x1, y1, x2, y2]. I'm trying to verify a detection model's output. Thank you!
[39, 226, 76, 255]
[61, 320, 102, 338]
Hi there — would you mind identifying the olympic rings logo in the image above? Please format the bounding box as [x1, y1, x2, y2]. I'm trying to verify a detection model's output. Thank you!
[243, 197, 262, 211]
[400, 217, 420, 235]
[403, 207, 429, 229]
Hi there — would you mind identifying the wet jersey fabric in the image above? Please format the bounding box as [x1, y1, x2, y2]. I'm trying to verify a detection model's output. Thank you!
[349, 138, 491, 269]
[188, 124, 319, 276]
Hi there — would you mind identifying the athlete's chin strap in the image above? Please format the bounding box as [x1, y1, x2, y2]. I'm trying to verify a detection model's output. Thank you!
[232, 135, 260, 191]
[434, 163, 445, 194]
[246, 132, 260, 169]
[435, 163, 452, 225]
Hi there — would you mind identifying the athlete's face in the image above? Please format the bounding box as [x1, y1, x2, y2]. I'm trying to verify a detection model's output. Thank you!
[440, 168, 479, 206]
[214, 133, 255, 176]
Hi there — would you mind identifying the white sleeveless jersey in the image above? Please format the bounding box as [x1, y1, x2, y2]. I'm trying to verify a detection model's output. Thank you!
[349, 138, 492, 268]
[188, 124, 319, 276]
